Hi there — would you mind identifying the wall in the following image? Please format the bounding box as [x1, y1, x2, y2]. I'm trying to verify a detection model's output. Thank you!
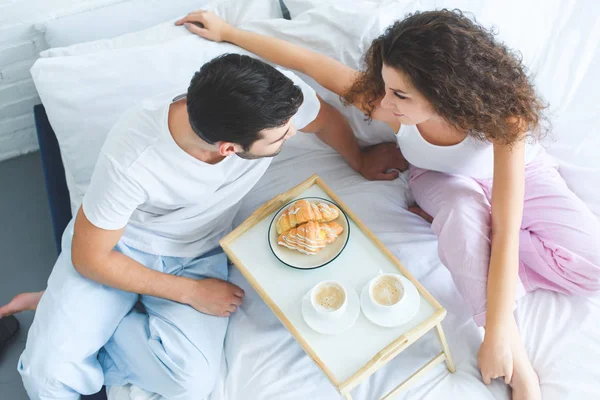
[0, 0, 125, 161]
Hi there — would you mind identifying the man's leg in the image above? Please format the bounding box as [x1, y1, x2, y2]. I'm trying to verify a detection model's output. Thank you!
[18, 221, 139, 400]
[100, 248, 229, 400]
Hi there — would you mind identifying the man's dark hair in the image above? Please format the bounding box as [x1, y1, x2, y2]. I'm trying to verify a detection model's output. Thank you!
[186, 53, 304, 151]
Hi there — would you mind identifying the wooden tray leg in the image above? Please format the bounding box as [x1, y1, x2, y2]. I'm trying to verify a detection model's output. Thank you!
[435, 323, 455, 373]
[379, 324, 456, 399]
[343, 392, 353, 400]
[381, 352, 446, 399]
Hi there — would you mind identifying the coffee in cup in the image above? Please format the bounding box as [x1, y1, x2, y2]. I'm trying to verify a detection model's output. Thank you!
[370, 274, 404, 307]
[310, 281, 347, 318]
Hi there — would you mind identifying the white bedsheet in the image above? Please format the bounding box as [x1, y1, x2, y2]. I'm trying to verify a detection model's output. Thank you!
[108, 133, 600, 400]
[39, 0, 598, 398]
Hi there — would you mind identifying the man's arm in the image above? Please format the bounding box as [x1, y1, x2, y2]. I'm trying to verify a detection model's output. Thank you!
[302, 96, 408, 180]
[71, 207, 243, 317]
[71, 207, 184, 301]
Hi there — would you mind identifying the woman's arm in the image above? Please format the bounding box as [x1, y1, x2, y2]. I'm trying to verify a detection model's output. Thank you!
[476, 136, 526, 384]
[176, 11, 399, 129]
[487, 138, 526, 330]
[177, 12, 356, 99]
[303, 95, 407, 179]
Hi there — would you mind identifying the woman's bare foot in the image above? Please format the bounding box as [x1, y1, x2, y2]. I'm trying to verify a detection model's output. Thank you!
[0, 291, 44, 318]
[508, 318, 541, 400]
[408, 205, 433, 223]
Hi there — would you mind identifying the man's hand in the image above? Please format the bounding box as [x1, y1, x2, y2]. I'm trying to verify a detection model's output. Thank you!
[175, 10, 233, 43]
[357, 142, 408, 181]
[182, 278, 245, 317]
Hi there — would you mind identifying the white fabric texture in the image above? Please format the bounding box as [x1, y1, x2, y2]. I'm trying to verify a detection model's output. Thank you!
[396, 124, 541, 179]
[39, 0, 283, 58]
[280, 0, 322, 18]
[221, 134, 600, 400]
[30, 0, 599, 398]
[212, 2, 600, 397]
[108, 134, 600, 400]
[39, 0, 218, 48]
[240, 0, 600, 215]
[82, 78, 319, 257]
[30, 0, 289, 216]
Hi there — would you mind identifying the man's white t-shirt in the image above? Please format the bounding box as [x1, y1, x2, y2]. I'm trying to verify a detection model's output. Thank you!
[82, 69, 320, 257]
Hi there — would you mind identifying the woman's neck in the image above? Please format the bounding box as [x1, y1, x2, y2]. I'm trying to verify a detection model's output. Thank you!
[416, 117, 468, 147]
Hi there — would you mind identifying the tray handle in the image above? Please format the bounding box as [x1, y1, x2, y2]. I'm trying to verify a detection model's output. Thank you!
[374, 336, 411, 367]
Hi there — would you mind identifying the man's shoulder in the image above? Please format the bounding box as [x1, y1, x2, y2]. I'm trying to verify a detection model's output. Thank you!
[101, 96, 172, 169]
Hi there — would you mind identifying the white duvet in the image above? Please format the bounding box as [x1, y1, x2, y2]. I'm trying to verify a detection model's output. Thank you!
[30, 0, 599, 398]
[109, 132, 600, 400]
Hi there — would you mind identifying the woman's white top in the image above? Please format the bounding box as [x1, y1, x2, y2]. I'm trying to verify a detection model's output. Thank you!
[396, 124, 540, 179]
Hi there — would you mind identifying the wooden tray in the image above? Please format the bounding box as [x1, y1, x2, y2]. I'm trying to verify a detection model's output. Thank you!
[220, 175, 455, 399]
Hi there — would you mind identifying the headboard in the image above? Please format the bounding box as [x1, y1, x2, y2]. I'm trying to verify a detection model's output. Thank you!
[33, 104, 72, 254]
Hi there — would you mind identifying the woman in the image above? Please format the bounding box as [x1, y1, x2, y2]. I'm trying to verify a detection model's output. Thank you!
[175, 9, 600, 399]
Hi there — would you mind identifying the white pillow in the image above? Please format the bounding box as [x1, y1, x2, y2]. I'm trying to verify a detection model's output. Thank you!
[41, 0, 283, 58]
[241, 0, 427, 148]
[40, 0, 217, 48]
[436, 0, 600, 215]
[241, 0, 600, 214]
[31, 0, 284, 214]
[280, 0, 323, 18]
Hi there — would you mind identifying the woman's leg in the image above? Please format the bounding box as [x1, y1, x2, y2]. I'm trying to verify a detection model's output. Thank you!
[518, 153, 600, 295]
[409, 167, 527, 325]
[410, 167, 539, 399]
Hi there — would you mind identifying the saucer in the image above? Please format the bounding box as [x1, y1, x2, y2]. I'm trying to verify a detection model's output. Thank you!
[360, 275, 420, 328]
[302, 286, 360, 335]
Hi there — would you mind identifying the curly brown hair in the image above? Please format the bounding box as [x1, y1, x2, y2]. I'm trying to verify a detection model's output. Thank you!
[343, 9, 548, 144]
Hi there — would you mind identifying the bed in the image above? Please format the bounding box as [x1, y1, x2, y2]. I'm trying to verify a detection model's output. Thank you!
[34, 108, 600, 400]
[30, 1, 600, 399]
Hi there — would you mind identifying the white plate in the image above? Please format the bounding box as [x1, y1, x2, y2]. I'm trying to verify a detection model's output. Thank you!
[268, 197, 350, 270]
[360, 275, 420, 328]
[301, 287, 360, 335]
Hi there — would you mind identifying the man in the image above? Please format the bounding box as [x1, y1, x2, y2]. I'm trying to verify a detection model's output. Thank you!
[7, 54, 406, 399]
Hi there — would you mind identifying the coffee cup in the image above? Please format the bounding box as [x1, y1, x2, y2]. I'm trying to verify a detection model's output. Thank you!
[310, 280, 348, 320]
[368, 273, 405, 312]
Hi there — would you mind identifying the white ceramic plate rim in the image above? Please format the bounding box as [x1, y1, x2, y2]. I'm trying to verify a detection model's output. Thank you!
[268, 197, 350, 270]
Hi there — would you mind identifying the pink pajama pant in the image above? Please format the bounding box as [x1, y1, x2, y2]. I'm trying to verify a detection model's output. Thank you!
[409, 151, 600, 326]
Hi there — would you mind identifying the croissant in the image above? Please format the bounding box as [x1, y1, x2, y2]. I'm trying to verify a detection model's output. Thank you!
[276, 200, 341, 234]
[277, 221, 344, 255]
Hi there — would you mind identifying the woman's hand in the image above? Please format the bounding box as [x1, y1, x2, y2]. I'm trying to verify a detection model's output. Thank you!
[478, 330, 514, 385]
[357, 142, 408, 181]
[175, 10, 234, 43]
